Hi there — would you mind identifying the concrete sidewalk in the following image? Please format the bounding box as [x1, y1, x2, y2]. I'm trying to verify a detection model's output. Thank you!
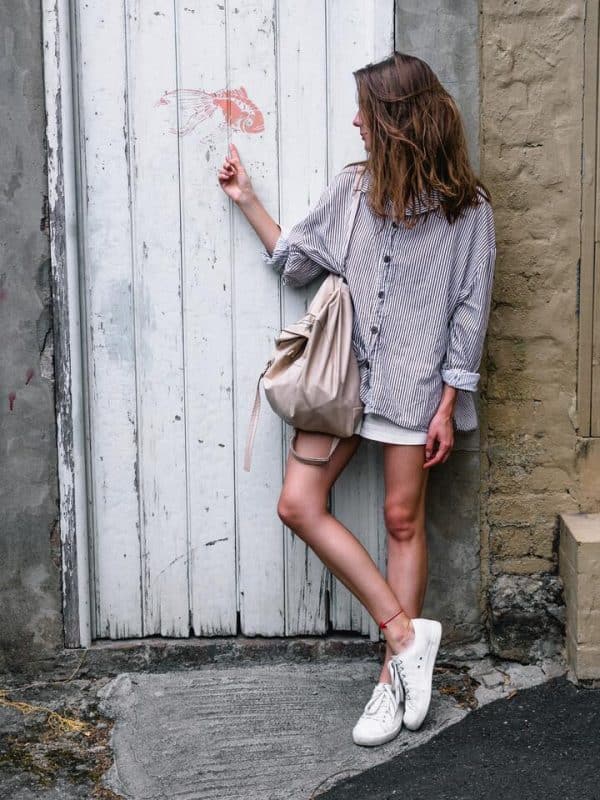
[97, 661, 467, 799]
[0, 651, 571, 800]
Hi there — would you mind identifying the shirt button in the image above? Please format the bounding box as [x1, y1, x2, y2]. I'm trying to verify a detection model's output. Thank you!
[365, 360, 370, 369]
[383, 255, 391, 263]
[378, 290, 384, 299]
[371, 325, 378, 334]
[391, 222, 398, 228]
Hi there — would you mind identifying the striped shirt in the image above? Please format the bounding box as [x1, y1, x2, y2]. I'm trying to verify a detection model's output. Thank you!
[263, 164, 497, 433]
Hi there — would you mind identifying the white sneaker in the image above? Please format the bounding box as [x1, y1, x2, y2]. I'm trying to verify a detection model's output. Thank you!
[352, 677, 404, 747]
[390, 618, 442, 731]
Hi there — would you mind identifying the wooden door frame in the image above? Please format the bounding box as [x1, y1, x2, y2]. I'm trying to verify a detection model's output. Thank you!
[42, 0, 92, 648]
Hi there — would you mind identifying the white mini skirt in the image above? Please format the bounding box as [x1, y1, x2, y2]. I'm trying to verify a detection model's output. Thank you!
[354, 412, 428, 445]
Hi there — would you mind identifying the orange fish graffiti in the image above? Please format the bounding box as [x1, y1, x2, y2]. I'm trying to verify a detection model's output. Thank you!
[155, 87, 265, 136]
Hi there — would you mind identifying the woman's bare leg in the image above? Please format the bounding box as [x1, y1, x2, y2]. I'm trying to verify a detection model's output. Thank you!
[377, 443, 430, 683]
[278, 431, 414, 653]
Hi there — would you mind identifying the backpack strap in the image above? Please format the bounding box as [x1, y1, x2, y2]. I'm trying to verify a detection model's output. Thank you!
[243, 360, 272, 472]
[340, 165, 365, 271]
[289, 430, 341, 465]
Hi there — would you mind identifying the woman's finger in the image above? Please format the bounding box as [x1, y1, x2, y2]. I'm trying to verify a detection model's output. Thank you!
[424, 432, 436, 461]
[423, 450, 444, 468]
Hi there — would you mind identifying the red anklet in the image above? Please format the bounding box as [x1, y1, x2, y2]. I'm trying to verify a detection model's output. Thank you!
[379, 609, 403, 630]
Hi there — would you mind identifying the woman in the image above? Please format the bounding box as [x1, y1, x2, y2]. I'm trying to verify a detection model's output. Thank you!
[218, 51, 496, 747]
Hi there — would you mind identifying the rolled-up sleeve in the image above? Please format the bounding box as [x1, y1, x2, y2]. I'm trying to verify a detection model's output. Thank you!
[262, 169, 353, 288]
[441, 245, 496, 391]
[262, 228, 325, 287]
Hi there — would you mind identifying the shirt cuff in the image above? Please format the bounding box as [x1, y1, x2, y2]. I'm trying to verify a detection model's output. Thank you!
[262, 230, 290, 274]
[441, 367, 480, 392]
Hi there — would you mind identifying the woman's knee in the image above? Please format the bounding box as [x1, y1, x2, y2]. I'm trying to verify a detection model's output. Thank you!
[384, 501, 423, 543]
[277, 488, 323, 531]
[276, 492, 300, 529]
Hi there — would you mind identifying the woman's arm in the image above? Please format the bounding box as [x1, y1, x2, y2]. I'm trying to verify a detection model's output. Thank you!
[436, 383, 459, 421]
[440, 245, 497, 393]
[218, 143, 281, 255]
[424, 245, 496, 469]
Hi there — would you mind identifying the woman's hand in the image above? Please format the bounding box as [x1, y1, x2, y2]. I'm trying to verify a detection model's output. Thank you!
[217, 142, 281, 254]
[423, 411, 454, 469]
[218, 143, 255, 206]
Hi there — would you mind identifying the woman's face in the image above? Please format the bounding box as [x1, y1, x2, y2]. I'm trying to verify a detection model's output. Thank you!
[353, 108, 371, 152]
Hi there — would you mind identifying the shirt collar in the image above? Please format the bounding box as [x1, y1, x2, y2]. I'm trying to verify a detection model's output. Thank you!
[357, 167, 442, 216]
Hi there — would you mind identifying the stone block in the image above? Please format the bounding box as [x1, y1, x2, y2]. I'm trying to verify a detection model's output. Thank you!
[559, 513, 600, 679]
[488, 573, 564, 662]
[490, 526, 531, 559]
[566, 633, 600, 682]
[492, 556, 555, 575]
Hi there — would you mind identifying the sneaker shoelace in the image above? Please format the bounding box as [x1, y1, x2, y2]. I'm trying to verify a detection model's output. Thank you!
[363, 683, 401, 722]
[392, 655, 425, 711]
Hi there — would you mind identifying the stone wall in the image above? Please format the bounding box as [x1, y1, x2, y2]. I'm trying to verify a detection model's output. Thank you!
[0, 0, 63, 670]
[480, 0, 599, 660]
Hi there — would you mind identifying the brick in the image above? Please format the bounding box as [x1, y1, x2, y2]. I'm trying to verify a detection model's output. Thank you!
[575, 610, 600, 645]
[560, 514, 600, 573]
[559, 514, 600, 676]
[490, 527, 532, 558]
[488, 493, 576, 526]
[528, 530, 556, 560]
[492, 556, 555, 575]
[572, 643, 600, 681]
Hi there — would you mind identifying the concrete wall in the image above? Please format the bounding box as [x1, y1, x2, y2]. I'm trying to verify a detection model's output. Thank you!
[396, 0, 485, 643]
[481, 0, 595, 660]
[0, 0, 63, 670]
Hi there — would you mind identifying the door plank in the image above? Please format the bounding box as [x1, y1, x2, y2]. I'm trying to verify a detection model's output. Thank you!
[77, 0, 142, 638]
[127, 0, 189, 636]
[175, 3, 237, 636]
[228, 0, 286, 635]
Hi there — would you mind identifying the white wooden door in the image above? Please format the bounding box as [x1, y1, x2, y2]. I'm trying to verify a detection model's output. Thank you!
[76, 0, 394, 639]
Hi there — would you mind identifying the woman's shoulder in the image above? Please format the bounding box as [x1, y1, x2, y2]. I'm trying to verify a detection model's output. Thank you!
[311, 164, 364, 211]
[334, 163, 367, 189]
[459, 185, 495, 239]
[474, 187, 495, 234]
[474, 184, 493, 208]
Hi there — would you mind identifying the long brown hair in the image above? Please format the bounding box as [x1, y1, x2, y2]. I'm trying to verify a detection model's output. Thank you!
[351, 52, 491, 228]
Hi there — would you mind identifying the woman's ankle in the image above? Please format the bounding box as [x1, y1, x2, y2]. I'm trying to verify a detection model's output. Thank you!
[384, 614, 415, 654]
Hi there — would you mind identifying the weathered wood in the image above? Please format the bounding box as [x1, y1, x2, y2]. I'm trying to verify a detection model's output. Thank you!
[41, 0, 92, 648]
[175, 3, 238, 636]
[126, 1, 189, 636]
[228, 0, 286, 636]
[47, 0, 396, 642]
[76, 0, 142, 639]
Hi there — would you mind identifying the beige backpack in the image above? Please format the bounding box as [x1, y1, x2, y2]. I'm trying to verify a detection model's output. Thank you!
[244, 166, 365, 471]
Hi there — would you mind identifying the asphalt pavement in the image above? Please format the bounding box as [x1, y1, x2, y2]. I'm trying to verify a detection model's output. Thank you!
[319, 676, 600, 800]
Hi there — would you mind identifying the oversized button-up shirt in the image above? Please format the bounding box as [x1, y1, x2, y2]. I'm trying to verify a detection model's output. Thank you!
[262, 164, 497, 433]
